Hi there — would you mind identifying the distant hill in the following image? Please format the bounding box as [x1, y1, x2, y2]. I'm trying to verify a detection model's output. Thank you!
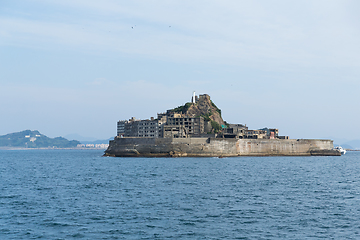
[333, 139, 360, 150]
[343, 140, 360, 150]
[334, 143, 353, 150]
[0, 130, 80, 148]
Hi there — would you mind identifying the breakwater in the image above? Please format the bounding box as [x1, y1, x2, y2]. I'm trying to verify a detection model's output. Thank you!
[104, 137, 340, 157]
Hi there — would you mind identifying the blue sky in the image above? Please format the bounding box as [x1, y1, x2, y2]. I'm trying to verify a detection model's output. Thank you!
[1, 0, 359, 142]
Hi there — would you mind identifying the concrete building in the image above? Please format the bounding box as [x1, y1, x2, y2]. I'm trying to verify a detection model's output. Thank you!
[223, 124, 248, 138]
[117, 117, 159, 138]
[124, 118, 159, 138]
[117, 120, 126, 137]
[165, 113, 204, 137]
[244, 129, 267, 139]
[221, 125, 287, 139]
[118, 113, 205, 139]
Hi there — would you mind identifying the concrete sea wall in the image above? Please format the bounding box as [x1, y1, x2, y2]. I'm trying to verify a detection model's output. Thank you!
[104, 137, 340, 157]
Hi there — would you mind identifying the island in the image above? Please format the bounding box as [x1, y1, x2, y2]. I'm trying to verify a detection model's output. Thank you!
[0, 130, 80, 149]
[105, 93, 340, 157]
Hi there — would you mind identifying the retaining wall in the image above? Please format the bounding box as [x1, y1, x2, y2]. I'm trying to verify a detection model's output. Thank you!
[105, 137, 339, 157]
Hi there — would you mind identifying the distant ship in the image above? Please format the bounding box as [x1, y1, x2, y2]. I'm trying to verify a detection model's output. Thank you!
[334, 146, 346, 155]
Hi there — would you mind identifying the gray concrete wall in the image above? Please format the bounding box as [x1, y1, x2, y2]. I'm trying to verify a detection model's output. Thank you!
[236, 139, 334, 156]
[105, 137, 339, 157]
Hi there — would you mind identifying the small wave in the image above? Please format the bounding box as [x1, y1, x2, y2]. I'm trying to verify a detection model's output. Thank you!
[0, 195, 18, 199]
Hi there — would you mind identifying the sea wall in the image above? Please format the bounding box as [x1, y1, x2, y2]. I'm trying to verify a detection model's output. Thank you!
[104, 137, 340, 157]
[235, 139, 335, 156]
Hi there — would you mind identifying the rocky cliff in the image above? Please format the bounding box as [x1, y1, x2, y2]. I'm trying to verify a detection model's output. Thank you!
[171, 94, 225, 133]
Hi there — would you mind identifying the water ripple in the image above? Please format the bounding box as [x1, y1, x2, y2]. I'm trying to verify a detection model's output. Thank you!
[1, 150, 360, 239]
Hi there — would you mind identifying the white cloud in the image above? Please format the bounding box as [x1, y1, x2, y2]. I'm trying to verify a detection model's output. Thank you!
[1, 0, 359, 71]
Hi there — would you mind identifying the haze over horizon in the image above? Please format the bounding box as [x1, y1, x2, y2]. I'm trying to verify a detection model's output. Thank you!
[1, 1, 359, 143]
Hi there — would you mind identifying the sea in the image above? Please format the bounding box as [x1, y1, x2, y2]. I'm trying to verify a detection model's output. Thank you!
[1, 149, 360, 239]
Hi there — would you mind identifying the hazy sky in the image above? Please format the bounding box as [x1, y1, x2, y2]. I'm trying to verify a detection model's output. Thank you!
[1, 0, 359, 142]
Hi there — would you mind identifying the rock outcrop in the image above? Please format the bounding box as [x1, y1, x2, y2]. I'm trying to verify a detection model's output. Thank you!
[171, 94, 225, 132]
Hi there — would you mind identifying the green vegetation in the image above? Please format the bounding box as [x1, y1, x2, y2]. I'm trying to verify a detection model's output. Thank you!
[0, 130, 80, 148]
[171, 97, 224, 134]
[201, 109, 213, 122]
[210, 100, 222, 116]
[202, 114, 211, 121]
[197, 109, 223, 133]
[211, 121, 222, 133]
[171, 102, 193, 114]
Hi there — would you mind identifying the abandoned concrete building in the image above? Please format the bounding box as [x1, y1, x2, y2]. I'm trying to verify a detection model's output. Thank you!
[117, 93, 287, 139]
[117, 113, 205, 139]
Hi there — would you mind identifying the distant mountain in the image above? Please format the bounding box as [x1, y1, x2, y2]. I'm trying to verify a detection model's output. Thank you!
[333, 139, 360, 150]
[342, 140, 360, 150]
[340, 144, 354, 150]
[0, 130, 80, 148]
[334, 143, 354, 150]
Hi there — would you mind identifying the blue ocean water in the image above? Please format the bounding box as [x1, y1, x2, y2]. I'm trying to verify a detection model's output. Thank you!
[1, 150, 360, 239]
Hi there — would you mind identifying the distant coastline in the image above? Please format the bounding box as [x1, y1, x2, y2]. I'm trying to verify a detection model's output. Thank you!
[0, 147, 107, 150]
[0, 130, 109, 149]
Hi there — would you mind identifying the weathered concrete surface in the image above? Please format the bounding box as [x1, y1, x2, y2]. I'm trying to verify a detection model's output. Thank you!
[104, 137, 341, 157]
